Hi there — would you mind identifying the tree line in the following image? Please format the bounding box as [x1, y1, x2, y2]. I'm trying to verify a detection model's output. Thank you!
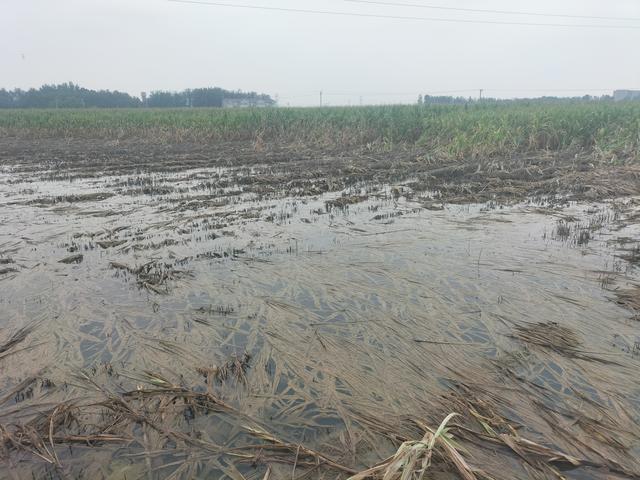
[417, 94, 614, 105]
[145, 88, 275, 108]
[0, 83, 276, 108]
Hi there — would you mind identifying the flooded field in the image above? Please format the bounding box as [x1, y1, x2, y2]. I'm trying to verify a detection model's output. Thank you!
[2, 143, 640, 479]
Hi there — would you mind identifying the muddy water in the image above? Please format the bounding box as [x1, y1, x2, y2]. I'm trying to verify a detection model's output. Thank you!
[1, 164, 640, 479]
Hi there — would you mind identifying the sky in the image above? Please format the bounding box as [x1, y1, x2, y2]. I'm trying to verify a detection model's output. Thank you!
[2, 0, 640, 106]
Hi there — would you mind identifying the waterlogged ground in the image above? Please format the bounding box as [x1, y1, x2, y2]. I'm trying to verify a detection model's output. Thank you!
[1, 156, 640, 479]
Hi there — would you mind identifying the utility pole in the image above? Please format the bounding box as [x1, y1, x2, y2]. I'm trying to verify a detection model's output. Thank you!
[320, 90, 323, 107]
[479, 89, 484, 101]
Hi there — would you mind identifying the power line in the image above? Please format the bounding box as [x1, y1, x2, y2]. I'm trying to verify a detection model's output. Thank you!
[167, 0, 640, 29]
[345, 0, 640, 23]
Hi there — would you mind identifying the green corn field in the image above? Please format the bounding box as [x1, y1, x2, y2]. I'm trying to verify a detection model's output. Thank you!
[1, 101, 638, 161]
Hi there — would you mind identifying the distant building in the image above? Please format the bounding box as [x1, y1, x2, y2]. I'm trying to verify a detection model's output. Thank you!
[613, 90, 640, 101]
[222, 97, 275, 108]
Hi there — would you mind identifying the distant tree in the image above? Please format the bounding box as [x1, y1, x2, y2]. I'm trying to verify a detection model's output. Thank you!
[0, 89, 13, 108]
[423, 95, 470, 105]
[417, 94, 423, 105]
[0, 83, 141, 108]
[190, 88, 224, 107]
[148, 91, 187, 108]
[0, 83, 274, 108]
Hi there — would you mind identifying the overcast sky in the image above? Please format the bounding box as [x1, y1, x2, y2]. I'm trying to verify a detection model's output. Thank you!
[2, 0, 639, 105]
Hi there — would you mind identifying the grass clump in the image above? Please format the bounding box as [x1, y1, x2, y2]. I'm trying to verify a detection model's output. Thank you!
[349, 413, 478, 480]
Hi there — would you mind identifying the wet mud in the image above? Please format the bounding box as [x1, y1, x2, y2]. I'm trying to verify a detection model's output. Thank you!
[1, 139, 640, 479]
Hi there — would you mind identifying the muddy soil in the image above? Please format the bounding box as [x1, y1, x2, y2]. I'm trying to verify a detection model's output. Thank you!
[2, 137, 640, 202]
[1, 138, 640, 479]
